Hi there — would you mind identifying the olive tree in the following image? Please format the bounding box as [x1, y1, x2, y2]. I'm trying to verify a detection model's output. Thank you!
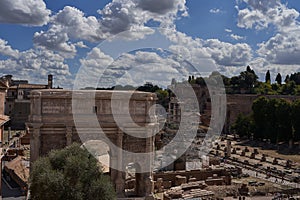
[30, 143, 116, 200]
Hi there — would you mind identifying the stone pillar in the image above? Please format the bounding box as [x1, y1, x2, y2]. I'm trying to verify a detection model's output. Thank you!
[66, 126, 73, 146]
[30, 123, 42, 163]
[115, 128, 124, 197]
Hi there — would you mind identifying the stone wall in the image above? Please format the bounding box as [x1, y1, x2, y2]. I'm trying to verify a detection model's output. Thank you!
[153, 168, 231, 188]
[0, 90, 5, 114]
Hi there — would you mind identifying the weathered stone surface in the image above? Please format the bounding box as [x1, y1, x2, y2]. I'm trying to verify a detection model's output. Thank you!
[27, 89, 158, 198]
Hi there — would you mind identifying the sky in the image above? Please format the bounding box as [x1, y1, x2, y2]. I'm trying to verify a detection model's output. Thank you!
[1, 0, 300, 88]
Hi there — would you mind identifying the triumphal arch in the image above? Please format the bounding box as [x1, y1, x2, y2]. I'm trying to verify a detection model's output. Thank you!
[26, 89, 158, 198]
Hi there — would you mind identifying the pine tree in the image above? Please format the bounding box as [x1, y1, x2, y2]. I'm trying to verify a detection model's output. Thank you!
[285, 75, 290, 83]
[275, 73, 282, 85]
[265, 70, 271, 83]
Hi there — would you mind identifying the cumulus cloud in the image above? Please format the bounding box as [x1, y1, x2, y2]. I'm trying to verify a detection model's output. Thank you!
[33, 30, 77, 58]
[33, 6, 102, 57]
[236, 0, 299, 31]
[76, 47, 114, 89]
[34, 0, 188, 55]
[0, 44, 71, 87]
[230, 34, 245, 40]
[0, 39, 19, 58]
[225, 29, 232, 33]
[137, 0, 185, 15]
[99, 0, 187, 34]
[203, 39, 252, 66]
[236, 0, 300, 68]
[0, 0, 50, 26]
[78, 46, 199, 88]
[106, 50, 192, 87]
[257, 30, 300, 65]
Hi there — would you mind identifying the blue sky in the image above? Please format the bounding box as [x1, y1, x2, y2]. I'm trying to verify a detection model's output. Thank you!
[1, 0, 300, 88]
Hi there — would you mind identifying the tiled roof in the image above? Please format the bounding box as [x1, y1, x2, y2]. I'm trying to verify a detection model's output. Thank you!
[0, 115, 9, 126]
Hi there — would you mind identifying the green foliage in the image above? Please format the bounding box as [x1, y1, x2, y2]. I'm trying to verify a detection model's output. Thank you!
[221, 75, 231, 86]
[231, 114, 254, 138]
[155, 89, 169, 109]
[225, 66, 259, 94]
[30, 143, 116, 200]
[291, 100, 300, 141]
[194, 77, 206, 86]
[252, 97, 293, 143]
[279, 80, 296, 95]
[254, 82, 277, 95]
[289, 72, 300, 85]
[137, 82, 160, 93]
[252, 96, 269, 139]
[239, 68, 258, 93]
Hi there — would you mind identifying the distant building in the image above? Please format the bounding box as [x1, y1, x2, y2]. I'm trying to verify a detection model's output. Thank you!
[167, 82, 207, 126]
[0, 79, 10, 143]
[1, 74, 56, 129]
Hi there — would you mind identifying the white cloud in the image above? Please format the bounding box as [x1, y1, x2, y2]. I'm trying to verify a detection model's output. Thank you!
[33, 6, 102, 57]
[225, 29, 232, 33]
[209, 8, 221, 14]
[34, 0, 188, 55]
[33, 30, 77, 58]
[162, 28, 253, 71]
[0, 45, 71, 87]
[77, 47, 114, 89]
[236, 0, 300, 68]
[257, 30, 300, 65]
[0, 0, 50, 26]
[236, 0, 299, 31]
[53, 6, 103, 42]
[0, 39, 19, 58]
[75, 41, 88, 49]
[78, 46, 199, 88]
[137, 0, 187, 15]
[160, 29, 217, 72]
[203, 39, 252, 66]
[230, 33, 245, 40]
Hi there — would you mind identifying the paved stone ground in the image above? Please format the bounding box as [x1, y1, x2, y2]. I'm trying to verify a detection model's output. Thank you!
[224, 197, 274, 200]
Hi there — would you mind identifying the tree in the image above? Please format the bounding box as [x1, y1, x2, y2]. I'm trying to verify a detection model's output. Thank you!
[30, 143, 116, 200]
[254, 82, 277, 95]
[291, 100, 300, 143]
[284, 75, 290, 83]
[231, 114, 254, 138]
[252, 96, 269, 139]
[274, 99, 292, 143]
[195, 77, 206, 86]
[239, 70, 258, 93]
[290, 72, 300, 85]
[279, 80, 296, 95]
[246, 65, 252, 73]
[275, 73, 282, 85]
[265, 70, 271, 83]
